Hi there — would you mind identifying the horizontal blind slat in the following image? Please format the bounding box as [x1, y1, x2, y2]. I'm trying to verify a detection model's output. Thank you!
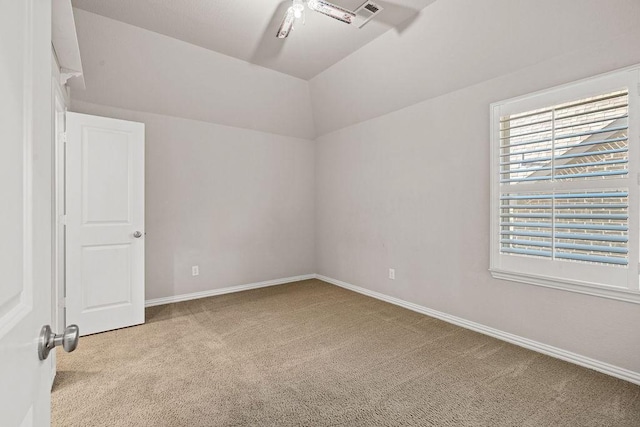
[500, 159, 628, 176]
[501, 247, 552, 257]
[500, 222, 628, 231]
[501, 230, 628, 243]
[500, 147, 628, 166]
[555, 213, 627, 220]
[554, 252, 628, 265]
[504, 205, 628, 211]
[501, 170, 627, 183]
[500, 192, 628, 200]
[501, 239, 628, 254]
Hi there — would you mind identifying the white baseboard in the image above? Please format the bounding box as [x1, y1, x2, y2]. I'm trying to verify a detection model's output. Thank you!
[316, 274, 640, 386]
[144, 274, 316, 307]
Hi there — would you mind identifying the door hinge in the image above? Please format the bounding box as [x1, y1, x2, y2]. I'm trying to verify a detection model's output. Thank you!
[58, 214, 67, 225]
[61, 132, 67, 144]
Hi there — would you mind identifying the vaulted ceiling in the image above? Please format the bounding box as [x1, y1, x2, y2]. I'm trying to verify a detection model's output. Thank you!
[71, 0, 435, 79]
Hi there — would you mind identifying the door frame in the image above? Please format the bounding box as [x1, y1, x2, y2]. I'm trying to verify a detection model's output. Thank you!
[51, 51, 70, 386]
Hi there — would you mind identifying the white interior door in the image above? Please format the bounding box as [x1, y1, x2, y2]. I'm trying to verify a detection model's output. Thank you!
[0, 1, 53, 426]
[65, 113, 145, 336]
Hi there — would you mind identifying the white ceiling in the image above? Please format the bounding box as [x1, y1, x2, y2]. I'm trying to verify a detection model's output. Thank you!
[71, 0, 435, 80]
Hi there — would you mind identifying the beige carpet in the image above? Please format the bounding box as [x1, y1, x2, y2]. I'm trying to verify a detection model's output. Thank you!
[52, 279, 640, 426]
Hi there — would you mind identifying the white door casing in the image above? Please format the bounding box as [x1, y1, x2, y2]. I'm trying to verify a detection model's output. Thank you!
[0, 0, 53, 426]
[53, 72, 67, 334]
[65, 113, 145, 336]
[51, 63, 68, 385]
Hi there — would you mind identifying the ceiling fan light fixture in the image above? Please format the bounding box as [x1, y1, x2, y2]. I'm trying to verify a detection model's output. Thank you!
[276, 7, 296, 38]
[292, 0, 305, 19]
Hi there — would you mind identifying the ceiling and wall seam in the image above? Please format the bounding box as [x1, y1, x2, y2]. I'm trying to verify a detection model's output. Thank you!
[72, 100, 316, 143]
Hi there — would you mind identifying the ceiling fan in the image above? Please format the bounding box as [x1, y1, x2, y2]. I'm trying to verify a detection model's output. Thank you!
[276, 0, 383, 38]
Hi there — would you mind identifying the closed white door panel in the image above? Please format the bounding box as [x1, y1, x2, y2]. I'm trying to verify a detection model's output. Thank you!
[66, 112, 145, 336]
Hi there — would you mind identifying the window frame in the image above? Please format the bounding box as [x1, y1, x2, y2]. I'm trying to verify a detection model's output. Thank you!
[490, 65, 640, 304]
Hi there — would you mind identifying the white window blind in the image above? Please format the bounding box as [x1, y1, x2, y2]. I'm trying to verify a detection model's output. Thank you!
[500, 90, 629, 267]
[490, 66, 640, 302]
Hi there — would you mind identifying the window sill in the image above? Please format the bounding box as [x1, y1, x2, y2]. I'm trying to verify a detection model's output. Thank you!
[489, 268, 640, 304]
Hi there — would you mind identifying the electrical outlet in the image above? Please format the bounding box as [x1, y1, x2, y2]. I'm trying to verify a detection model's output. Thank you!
[191, 265, 199, 276]
[389, 268, 395, 280]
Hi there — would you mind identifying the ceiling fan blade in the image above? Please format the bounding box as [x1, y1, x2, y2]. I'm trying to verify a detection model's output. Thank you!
[276, 7, 296, 38]
[250, 1, 290, 64]
[308, 0, 356, 24]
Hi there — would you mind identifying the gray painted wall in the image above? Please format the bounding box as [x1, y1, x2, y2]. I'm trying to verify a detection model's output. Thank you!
[72, 101, 315, 301]
[313, 0, 640, 373]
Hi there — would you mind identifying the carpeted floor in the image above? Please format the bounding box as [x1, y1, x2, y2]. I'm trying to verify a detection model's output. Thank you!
[52, 279, 640, 426]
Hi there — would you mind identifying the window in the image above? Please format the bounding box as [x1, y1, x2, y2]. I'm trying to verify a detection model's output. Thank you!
[490, 66, 640, 303]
